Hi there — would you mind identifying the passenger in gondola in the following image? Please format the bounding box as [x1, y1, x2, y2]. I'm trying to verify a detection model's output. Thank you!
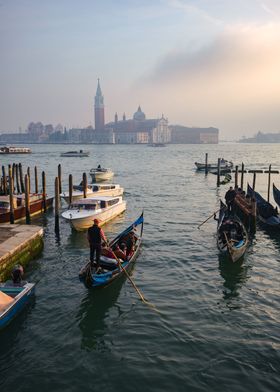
[114, 243, 127, 261]
[97, 164, 102, 171]
[123, 230, 136, 258]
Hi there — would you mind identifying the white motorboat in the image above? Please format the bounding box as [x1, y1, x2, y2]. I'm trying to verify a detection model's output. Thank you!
[60, 183, 124, 204]
[61, 196, 126, 231]
[0, 146, 31, 154]
[61, 150, 89, 157]
[89, 167, 114, 182]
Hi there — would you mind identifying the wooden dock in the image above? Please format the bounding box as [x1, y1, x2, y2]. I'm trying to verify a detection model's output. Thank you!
[0, 224, 43, 281]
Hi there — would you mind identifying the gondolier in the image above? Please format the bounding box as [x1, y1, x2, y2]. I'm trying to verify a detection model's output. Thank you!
[87, 219, 107, 269]
[225, 186, 236, 212]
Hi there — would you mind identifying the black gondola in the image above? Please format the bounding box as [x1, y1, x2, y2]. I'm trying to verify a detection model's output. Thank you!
[247, 184, 280, 227]
[217, 201, 249, 263]
[273, 183, 280, 209]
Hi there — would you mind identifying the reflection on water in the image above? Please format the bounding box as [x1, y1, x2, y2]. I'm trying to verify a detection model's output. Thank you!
[77, 279, 124, 352]
[219, 255, 251, 307]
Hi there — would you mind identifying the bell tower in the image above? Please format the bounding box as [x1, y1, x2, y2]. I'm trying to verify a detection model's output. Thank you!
[94, 79, 105, 131]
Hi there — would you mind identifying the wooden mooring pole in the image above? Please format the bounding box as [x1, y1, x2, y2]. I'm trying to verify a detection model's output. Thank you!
[83, 172, 87, 198]
[69, 174, 73, 205]
[205, 153, 208, 175]
[267, 164, 272, 203]
[216, 158, 221, 187]
[8, 166, 14, 224]
[2, 166, 7, 195]
[15, 164, 20, 194]
[250, 197, 257, 234]
[58, 164, 62, 194]
[55, 176, 60, 232]
[234, 165, 238, 188]
[34, 166, 38, 194]
[19, 163, 25, 193]
[240, 163, 245, 190]
[252, 172, 256, 191]
[12, 163, 16, 192]
[42, 171, 46, 213]
[25, 174, 30, 224]
[27, 167, 31, 194]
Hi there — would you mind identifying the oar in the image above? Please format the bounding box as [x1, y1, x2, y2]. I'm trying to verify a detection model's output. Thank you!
[197, 207, 221, 229]
[223, 232, 234, 260]
[106, 242, 157, 310]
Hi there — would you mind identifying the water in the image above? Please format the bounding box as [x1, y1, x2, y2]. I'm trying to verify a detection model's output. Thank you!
[0, 143, 280, 392]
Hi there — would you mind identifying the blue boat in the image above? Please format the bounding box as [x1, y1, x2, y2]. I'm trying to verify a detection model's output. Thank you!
[0, 282, 35, 329]
[247, 184, 280, 227]
[79, 212, 144, 288]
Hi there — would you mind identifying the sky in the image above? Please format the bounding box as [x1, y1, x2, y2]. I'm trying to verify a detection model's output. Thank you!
[1, 0, 280, 139]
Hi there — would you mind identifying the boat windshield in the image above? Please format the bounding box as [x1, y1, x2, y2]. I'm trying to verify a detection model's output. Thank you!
[69, 203, 98, 210]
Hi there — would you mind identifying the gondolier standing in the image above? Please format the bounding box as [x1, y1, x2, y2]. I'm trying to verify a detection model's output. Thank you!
[225, 186, 236, 212]
[87, 219, 107, 269]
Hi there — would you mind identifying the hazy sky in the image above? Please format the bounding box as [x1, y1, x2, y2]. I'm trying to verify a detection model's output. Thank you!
[1, 0, 280, 138]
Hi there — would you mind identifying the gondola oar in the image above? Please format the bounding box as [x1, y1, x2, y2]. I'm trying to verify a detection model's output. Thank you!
[197, 207, 221, 229]
[106, 242, 158, 311]
[223, 232, 234, 261]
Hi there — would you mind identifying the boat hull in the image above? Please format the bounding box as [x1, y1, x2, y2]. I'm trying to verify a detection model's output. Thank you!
[217, 239, 248, 263]
[0, 283, 35, 329]
[0, 197, 53, 223]
[195, 162, 233, 171]
[60, 188, 123, 204]
[61, 153, 89, 157]
[63, 201, 126, 231]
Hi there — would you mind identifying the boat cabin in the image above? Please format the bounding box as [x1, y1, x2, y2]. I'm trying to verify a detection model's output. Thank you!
[69, 196, 121, 210]
[74, 183, 119, 192]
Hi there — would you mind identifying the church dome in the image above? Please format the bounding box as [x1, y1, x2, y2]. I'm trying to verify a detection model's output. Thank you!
[133, 106, 146, 121]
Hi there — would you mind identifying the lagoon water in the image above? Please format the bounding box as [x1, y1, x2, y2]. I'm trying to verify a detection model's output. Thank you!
[0, 143, 280, 392]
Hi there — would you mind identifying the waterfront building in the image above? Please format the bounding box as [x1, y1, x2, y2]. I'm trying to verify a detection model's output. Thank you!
[106, 107, 170, 144]
[169, 125, 219, 144]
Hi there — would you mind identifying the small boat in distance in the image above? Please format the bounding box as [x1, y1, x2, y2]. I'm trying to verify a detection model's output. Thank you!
[61, 150, 89, 157]
[216, 201, 249, 263]
[0, 282, 35, 329]
[148, 143, 166, 147]
[61, 195, 126, 231]
[79, 212, 144, 288]
[89, 166, 114, 182]
[195, 158, 233, 171]
[0, 146, 31, 154]
[60, 183, 124, 204]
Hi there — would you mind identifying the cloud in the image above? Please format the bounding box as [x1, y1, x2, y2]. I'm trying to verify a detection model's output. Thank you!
[136, 23, 280, 137]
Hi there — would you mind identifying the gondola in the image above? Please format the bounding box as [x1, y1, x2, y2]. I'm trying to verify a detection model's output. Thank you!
[217, 201, 249, 263]
[79, 212, 144, 288]
[247, 184, 280, 227]
[273, 183, 280, 209]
